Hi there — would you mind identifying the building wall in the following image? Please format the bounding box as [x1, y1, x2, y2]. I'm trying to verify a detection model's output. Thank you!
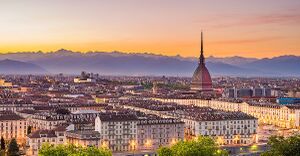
[27, 136, 57, 156]
[288, 91, 300, 98]
[137, 122, 184, 150]
[0, 119, 27, 143]
[0, 104, 34, 111]
[29, 118, 66, 130]
[182, 118, 257, 145]
[95, 117, 138, 152]
[66, 137, 99, 147]
[126, 99, 258, 145]
[153, 98, 300, 129]
[26, 131, 66, 156]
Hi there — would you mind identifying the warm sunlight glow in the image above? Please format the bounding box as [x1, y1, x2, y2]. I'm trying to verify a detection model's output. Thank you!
[0, 0, 299, 58]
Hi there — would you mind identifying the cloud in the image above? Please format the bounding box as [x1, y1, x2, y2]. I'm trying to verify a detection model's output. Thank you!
[212, 36, 283, 45]
[240, 14, 300, 26]
[209, 8, 300, 29]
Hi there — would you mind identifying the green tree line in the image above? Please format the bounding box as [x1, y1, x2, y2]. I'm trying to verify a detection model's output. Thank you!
[39, 143, 112, 156]
[157, 136, 228, 156]
[261, 135, 300, 156]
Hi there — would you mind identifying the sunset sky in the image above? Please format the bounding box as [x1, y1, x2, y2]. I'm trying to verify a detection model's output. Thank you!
[0, 0, 300, 58]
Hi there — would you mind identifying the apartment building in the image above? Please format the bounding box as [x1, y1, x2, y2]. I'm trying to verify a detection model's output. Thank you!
[153, 97, 300, 128]
[26, 126, 66, 156]
[137, 117, 184, 150]
[95, 114, 138, 152]
[0, 111, 27, 144]
[158, 105, 258, 145]
[29, 112, 67, 130]
[66, 130, 101, 147]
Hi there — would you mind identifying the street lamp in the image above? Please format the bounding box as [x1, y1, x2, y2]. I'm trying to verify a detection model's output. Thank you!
[145, 139, 152, 149]
[101, 141, 108, 149]
[130, 140, 136, 156]
[170, 138, 177, 145]
[216, 136, 224, 145]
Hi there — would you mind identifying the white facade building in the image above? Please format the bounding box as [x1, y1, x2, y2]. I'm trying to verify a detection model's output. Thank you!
[153, 98, 300, 128]
[95, 114, 138, 152]
[137, 118, 185, 150]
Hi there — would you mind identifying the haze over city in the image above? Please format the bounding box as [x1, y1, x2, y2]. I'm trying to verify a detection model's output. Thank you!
[1, 0, 300, 58]
[1, 1, 300, 156]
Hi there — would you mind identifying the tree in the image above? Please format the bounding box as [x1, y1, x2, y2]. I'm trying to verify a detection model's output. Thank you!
[7, 138, 19, 156]
[157, 136, 228, 156]
[39, 143, 112, 156]
[157, 146, 172, 156]
[261, 135, 300, 156]
[27, 126, 32, 135]
[0, 137, 5, 150]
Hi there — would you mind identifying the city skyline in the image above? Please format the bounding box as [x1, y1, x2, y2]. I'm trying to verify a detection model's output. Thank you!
[1, 0, 300, 58]
[1, 1, 300, 156]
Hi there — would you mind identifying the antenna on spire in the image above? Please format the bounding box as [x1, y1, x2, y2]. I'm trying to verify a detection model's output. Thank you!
[199, 30, 205, 65]
[201, 30, 203, 54]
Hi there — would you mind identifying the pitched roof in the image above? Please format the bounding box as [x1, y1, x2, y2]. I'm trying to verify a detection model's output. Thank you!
[28, 130, 57, 138]
[0, 111, 24, 121]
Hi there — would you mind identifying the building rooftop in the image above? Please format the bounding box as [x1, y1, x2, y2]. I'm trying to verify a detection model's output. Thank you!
[167, 105, 257, 121]
[72, 109, 100, 114]
[120, 99, 179, 111]
[66, 130, 100, 140]
[0, 111, 25, 121]
[98, 113, 139, 121]
[28, 129, 57, 138]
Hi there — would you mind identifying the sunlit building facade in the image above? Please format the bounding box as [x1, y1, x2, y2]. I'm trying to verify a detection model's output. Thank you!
[137, 118, 184, 150]
[153, 98, 300, 128]
[95, 114, 138, 152]
[0, 111, 27, 144]
[66, 130, 101, 147]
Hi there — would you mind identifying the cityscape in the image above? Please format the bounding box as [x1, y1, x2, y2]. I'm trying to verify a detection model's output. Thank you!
[1, 0, 300, 156]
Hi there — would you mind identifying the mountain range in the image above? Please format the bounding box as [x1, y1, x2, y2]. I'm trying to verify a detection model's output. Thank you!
[0, 59, 46, 75]
[0, 49, 299, 77]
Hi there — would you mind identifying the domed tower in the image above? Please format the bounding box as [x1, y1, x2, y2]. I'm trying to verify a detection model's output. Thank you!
[191, 32, 213, 91]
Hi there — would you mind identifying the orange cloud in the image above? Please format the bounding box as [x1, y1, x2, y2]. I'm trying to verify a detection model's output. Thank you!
[209, 8, 300, 29]
[211, 36, 284, 45]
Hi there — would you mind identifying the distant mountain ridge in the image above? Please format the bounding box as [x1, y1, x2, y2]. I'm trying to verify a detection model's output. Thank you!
[0, 49, 299, 76]
[207, 56, 258, 66]
[0, 59, 47, 74]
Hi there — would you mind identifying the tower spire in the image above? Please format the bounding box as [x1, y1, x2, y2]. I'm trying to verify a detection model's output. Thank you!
[201, 31, 203, 54]
[199, 31, 205, 65]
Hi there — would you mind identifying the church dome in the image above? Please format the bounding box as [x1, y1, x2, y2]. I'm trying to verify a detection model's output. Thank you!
[190, 32, 213, 91]
[191, 64, 212, 91]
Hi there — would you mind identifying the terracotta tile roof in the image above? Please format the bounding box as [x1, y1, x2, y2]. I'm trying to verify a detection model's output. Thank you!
[28, 130, 57, 138]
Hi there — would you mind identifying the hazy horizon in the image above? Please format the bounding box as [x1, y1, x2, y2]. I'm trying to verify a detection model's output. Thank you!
[0, 48, 299, 59]
[1, 0, 300, 58]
